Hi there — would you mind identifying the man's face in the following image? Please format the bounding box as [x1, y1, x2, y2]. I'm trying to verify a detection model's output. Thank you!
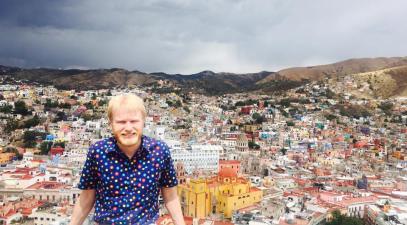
[110, 107, 145, 150]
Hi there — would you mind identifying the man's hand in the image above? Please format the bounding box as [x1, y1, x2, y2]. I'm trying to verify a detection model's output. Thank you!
[162, 186, 185, 225]
[69, 189, 96, 225]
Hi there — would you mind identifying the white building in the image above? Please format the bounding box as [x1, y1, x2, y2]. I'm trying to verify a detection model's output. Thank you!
[171, 145, 222, 174]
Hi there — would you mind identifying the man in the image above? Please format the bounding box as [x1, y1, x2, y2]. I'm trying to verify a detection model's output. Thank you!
[70, 94, 185, 225]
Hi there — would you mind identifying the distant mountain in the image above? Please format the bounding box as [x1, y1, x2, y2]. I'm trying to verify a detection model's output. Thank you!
[0, 67, 276, 95]
[346, 65, 407, 99]
[258, 57, 407, 83]
[1, 56, 406, 96]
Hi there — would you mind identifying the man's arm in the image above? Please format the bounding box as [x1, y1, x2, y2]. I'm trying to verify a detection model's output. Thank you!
[69, 189, 96, 225]
[162, 186, 185, 225]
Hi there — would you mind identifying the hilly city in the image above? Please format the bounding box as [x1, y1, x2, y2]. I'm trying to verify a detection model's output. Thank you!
[0, 56, 406, 225]
[1, 0, 407, 224]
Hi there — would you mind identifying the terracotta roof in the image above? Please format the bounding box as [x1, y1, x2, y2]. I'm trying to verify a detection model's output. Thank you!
[25, 181, 66, 190]
[219, 160, 240, 165]
[218, 167, 237, 178]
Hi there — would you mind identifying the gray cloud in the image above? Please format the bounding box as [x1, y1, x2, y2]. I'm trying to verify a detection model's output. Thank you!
[0, 0, 406, 74]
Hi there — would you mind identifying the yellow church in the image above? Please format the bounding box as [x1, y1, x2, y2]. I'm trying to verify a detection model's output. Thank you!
[177, 163, 263, 219]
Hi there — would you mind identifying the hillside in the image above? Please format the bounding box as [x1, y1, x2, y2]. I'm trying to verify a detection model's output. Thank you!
[1, 57, 406, 96]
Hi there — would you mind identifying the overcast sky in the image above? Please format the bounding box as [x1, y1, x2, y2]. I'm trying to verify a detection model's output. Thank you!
[0, 0, 406, 74]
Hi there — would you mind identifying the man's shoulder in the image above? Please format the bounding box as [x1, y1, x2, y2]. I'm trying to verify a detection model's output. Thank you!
[143, 136, 169, 151]
[90, 137, 115, 153]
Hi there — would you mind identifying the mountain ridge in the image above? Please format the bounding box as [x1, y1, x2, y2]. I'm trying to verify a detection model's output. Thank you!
[1, 56, 407, 96]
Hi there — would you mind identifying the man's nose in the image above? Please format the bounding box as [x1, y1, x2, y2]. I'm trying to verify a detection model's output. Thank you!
[123, 122, 133, 130]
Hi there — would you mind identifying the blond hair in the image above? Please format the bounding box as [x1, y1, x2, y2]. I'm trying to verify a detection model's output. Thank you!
[107, 94, 146, 122]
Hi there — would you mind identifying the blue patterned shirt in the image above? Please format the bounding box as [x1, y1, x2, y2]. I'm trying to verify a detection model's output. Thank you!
[78, 135, 178, 224]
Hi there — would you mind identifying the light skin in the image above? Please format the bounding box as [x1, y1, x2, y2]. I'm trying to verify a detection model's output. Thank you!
[70, 106, 185, 225]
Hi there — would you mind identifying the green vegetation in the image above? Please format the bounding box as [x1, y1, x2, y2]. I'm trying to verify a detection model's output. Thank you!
[54, 111, 66, 122]
[3, 146, 22, 160]
[286, 121, 295, 126]
[257, 79, 308, 93]
[324, 88, 336, 99]
[14, 100, 29, 115]
[248, 141, 260, 149]
[326, 210, 363, 225]
[251, 112, 267, 124]
[84, 102, 94, 110]
[44, 99, 59, 108]
[98, 99, 108, 106]
[22, 115, 40, 128]
[4, 119, 19, 134]
[23, 130, 46, 148]
[379, 101, 394, 115]
[338, 104, 371, 119]
[53, 141, 66, 148]
[325, 114, 337, 121]
[183, 106, 190, 113]
[0, 104, 13, 113]
[235, 99, 258, 107]
[81, 113, 101, 121]
[220, 104, 237, 111]
[279, 98, 291, 108]
[59, 102, 71, 109]
[40, 141, 53, 155]
[166, 100, 182, 108]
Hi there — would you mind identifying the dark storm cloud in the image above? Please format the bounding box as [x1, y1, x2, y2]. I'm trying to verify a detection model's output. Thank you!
[0, 0, 406, 74]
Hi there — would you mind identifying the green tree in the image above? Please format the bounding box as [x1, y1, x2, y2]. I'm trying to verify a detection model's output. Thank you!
[248, 141, 260, 149]
[23, 131, 46, 148]
[279, 98, 291, 108]
[325, 88, 336, 99]
[0, 104, 13, 113]
[53, 141, 65, 148]
[44, 99, 58, 108]
[325, 114, 337, 121]
[54, 111, 66, 122]
[4, 146, 22, 160]
[40, 141, 53, 155]
[174, 100, 182, 107]
[14, 100, 29, 115]
[379, 102, 394, 115]
[327, 210, 363, 225]
[84, 102, 94, 110]
[58, 103, 71, 109]
[4, 119, 19, 134]
[252, 112, 261, 120]
[255, 116, 266, 124]
[23, 115, 40, 128]
[23, 131, 38, 148]
[98, 100, 107, 106]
